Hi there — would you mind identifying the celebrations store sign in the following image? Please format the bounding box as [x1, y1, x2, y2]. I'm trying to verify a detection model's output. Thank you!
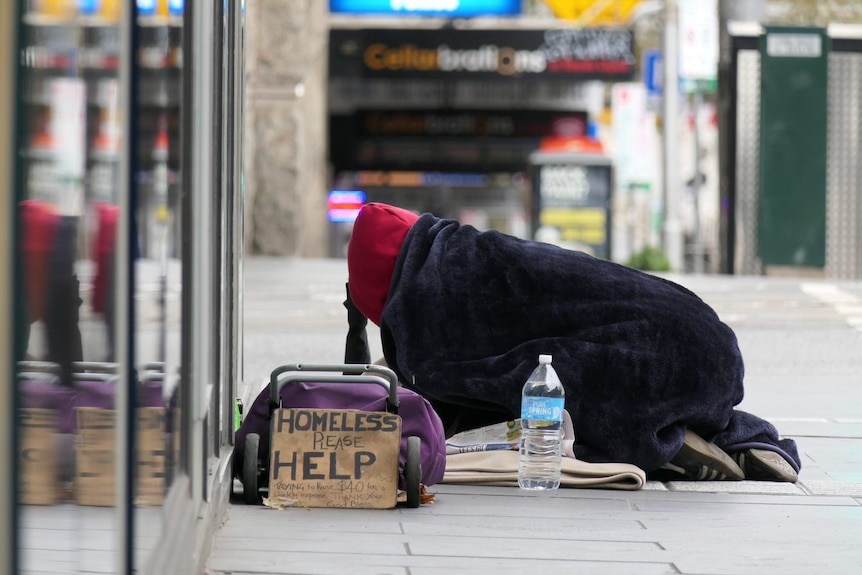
[330, 28, 636, 81]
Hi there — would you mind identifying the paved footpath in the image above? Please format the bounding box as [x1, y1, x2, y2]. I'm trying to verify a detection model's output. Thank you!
[207, 257, 862, 575]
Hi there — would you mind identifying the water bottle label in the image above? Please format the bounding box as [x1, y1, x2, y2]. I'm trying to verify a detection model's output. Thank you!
[521, 397, 565, 422]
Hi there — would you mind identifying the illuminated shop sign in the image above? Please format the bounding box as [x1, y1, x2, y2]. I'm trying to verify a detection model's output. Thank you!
[351, 171, 488, 187]
[328, 190, 367, 222]
[330, 110, 589, 172]
[329, 0, 522, 17]
[331, 28, 635, 80]
[358, 110, 587, 138]
[530, 156, 613, 259]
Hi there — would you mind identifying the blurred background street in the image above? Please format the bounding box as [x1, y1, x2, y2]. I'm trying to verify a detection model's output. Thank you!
[7, 0, 862, 572]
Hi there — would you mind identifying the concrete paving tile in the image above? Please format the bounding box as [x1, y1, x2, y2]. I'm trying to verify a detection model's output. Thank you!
[796, 437, 862, 482]
[776, 420, 862, 438]
[19, 505, 78, 530]
[738, 373, 862, 421]
[430, 483, 643, 499]
[666, 533, 861, 575]
[217, 505, 405, 537]
[20, 529, 75, 551]
[206, 550, 676, 575]
[407, 535, 665, 563]
[671, 545, 861, 575]
[206, 551, 409, 575]
[665, 481, 805, 495]
[640, 506, 862, 574]
[77, 549, 116, 574]
[639, 503, 862, 533]
[214, 534, 408, 555]
[631, 492, 860, 510]
[412, 492, 635, 516]
[20, 550, 76, 574]
[799, 480, 862, 497]
[401, 514, 647, 539]
[408, 564, 678, 575]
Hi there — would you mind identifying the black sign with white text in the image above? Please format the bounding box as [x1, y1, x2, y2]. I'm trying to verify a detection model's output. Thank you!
[330, 28, 636, 81]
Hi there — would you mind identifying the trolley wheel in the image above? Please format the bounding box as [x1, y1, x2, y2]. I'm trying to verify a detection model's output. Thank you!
[243, 432, 261, 505]
[405, 436, 422, 508]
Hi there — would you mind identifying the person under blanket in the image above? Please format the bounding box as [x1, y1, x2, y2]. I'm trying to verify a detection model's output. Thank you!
[345, 202, 801, 483]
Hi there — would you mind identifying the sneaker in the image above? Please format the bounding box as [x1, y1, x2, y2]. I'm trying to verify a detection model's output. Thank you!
[732, 448, 798, 483]
[659, 430, 744, 481]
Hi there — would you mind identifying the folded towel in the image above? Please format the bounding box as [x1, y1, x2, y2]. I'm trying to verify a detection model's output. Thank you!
[442, 450, 646, 490]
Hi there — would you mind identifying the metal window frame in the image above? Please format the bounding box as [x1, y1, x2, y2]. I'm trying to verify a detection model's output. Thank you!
[1, 2, 19, 574]
[181, 0, 216, 505]
[117, 1, 137, 572]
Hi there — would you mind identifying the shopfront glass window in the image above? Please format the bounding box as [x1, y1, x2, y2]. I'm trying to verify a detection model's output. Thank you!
[134, 0, 184, 567]
[17, 1, 125, 571]
[15, 0, 185, 571]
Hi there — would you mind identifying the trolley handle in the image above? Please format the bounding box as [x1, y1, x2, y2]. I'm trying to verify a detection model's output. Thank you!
[17, 371, 61, 384]
[268, 363, 400, 415]
[18, 361, 61, 374]
[72, 372, 118, 383]
[72, 361, 119, 374]
[19, 371, 118, 385]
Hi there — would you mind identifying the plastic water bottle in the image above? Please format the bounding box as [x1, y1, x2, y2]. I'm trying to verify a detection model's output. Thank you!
[518, 354, 565, 490]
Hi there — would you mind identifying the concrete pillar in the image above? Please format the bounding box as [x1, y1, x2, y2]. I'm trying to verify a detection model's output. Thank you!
[244, 0, 329, 256]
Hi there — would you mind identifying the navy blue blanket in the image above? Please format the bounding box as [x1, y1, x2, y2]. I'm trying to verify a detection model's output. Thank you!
[379, 214, 800, 473]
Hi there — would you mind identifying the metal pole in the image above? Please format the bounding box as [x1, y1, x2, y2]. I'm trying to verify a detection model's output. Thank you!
[0, 2, 18, 573]
[717, 0, 766, 273]
[662, 0, 684, 271]
[692, 90, 704, 273]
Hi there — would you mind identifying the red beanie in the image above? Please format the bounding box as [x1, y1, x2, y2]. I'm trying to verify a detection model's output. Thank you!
[347, 203, 420, 325]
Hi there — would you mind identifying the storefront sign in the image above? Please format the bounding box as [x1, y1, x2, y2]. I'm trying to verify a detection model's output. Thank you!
[766, 33, 823, 58]
[331, 28, 635, 80]
[330, 0, 521, 17]
[530, 153, 613, 259]
[358, 110, 587, 138]
[544, 0, 643, 26]
[678, 0, 718, 93]
[328, 190, 366, 222]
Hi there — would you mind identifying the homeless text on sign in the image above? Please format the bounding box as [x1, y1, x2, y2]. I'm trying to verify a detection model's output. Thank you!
[269, 408, 401, 509]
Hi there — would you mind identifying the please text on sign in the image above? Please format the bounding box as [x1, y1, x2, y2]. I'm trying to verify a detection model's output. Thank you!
[269, 408, 401, 509]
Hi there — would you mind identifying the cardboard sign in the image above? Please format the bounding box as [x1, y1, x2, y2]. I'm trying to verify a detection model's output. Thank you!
[20, 408, 58, 505]
[76, 407, 116, 507]
[75, 407, 168, 507]
[136, 407, 167, 506]
[269, 408, 401, 509]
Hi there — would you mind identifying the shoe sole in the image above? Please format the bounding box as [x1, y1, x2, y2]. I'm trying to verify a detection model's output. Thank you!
[735, 448, 799, 483]
[667, 430, 745, 481]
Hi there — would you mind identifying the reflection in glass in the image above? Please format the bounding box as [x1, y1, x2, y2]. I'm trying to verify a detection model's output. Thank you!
[15, 0, 182, 572]
[17, 1, 124, 572]
[133, 3, 184, 569]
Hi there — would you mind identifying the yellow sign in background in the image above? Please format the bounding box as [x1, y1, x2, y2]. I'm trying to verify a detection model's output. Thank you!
[540, 207, 607, 245]
[543, 0, 643, 26]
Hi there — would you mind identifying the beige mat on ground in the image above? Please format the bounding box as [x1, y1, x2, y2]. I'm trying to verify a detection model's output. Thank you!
[442, 450, 646, 490]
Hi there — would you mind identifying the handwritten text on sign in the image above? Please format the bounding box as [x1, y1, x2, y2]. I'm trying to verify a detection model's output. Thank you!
[269, 408, 401, 509]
